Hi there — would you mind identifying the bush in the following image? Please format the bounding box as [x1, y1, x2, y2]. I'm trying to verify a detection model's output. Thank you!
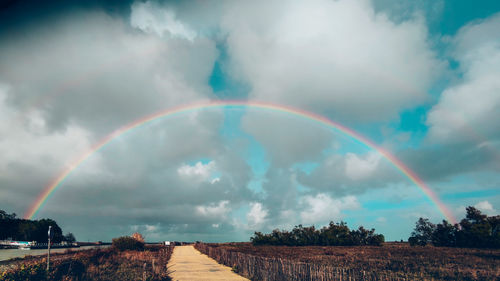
[251, 222, 385, 246]
[1, 263, 47, 281]
[409, 206, 500, 248]
[112, 236, 145, 251]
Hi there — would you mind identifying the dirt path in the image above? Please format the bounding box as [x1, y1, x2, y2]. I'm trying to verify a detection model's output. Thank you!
[168, 245, 248, 281]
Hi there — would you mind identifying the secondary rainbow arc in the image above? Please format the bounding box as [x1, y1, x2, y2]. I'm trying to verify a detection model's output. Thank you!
[24, 100, 457, 224]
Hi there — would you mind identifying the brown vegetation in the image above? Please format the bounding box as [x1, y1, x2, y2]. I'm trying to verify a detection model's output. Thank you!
[112, 235, 145, 251]
[195, 242, 500, 281]
[1, 245, 174, 281]
[132, 232, 145, 243]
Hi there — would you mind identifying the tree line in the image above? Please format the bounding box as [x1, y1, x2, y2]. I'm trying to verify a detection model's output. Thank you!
[251, 221, 385, 246]
[409, 206, 500, 248]
[0, 210, 75, 243]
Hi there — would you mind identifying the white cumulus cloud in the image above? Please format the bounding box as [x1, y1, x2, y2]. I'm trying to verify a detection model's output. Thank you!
[177, 161, 216, 181]
[247, 202, 268, 227]
[223, 0, 443, 121]
[427, 13, 500, 144]
[196, 200, 230, 218]
[345, 152, 382, 180]
[474, 200, 497, 215]
[131, 1, 197, 41]
[300, 193, 360, 224]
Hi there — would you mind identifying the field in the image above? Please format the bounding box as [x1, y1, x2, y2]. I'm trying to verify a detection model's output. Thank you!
[1, 245, 173, 281]
[196, 242, 500, 280]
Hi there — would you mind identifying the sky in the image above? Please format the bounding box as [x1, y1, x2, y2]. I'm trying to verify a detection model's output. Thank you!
[0, 0, 499, 242]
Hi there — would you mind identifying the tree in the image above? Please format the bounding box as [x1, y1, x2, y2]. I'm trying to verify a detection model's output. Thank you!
[64, 232, 77, 243]
[0, 210, 16, 220]
[250, 221, 384, 246]
[250, 232, 269, 245]
[36, 219, 64, 243]
[320, 221, 351, 246]
[409, 207, 500, 248]
[431, 220, 456, 247]
[488, 215, 500, 248]
[367, 233, 385, 246]
[464, 206, 487, 224]
[457, 207, 492, 248]
[408, 218, 435, 246]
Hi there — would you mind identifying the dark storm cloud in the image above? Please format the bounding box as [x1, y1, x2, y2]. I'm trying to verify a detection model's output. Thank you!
[0, 0, 132, 33]
[0, 7, 217, 136]
[400, 143, 500, 183]
[24, 111, 257, 241]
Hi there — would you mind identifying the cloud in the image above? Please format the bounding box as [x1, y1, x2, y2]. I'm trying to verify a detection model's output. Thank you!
[474, 200, 497, 216]
[297, 152, 402, 195]
[402, 12, 500, 181]
[0, 86, 94, 172]
[131, 1, 197, 41]
[300, 194, 360, 224]
[241, 110, 334, 167]
[1, 0, 498, 243]
[0, 10, 217, 135]
[246, 202, 268, 227]
[222, 0, 444, 121]
[427, 13, 500, 145]
[345, 152, 383, 180]
[0, 85, 104, 214]
[196, 200, 230, 218]
[0, 6, 252, 242]
[177, 161, 216, 182]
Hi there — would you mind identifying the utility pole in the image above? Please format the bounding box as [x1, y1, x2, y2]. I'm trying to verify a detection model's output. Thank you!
[47, 226, 52, 272]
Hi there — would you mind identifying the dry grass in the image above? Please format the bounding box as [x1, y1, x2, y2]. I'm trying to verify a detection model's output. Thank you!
[1, 245, 174, 281]
[196, 242, 500, 280]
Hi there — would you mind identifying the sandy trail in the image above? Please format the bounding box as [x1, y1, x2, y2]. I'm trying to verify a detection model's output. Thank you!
[168, 245, 248, 281]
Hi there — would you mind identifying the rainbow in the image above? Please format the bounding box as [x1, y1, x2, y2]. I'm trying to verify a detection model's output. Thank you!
[24, 100, 457, 224]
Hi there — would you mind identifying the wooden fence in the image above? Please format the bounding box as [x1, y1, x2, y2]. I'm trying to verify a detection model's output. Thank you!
[195, 243, 430, 281]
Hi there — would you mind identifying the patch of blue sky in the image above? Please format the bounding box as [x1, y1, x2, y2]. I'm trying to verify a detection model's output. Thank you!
[351, 122, 397, 145]
[231, 203, 251, 223]
[374, 0, 500, 36]
[357, 182, 429, 211]
[443, 189, 500, 201]
[343, 206, 415, 240]
[218, 106, 270, 191]
[291, 162, 319, 175]
[218, 106, 247, 139]
[436, 173, 500, 203]
[245, 141, 269, 178]
[295, 182, 311, 193]
[186, 158, 213, 166]
[323, 139, 372, 158]
[209, 41, 250, 99]
[247, 179, 265, 195]
[380, 106, 431, 150]
[361, 198, 423, 211]
[397, 106, 429, 133]
[434, 0, 500, 35]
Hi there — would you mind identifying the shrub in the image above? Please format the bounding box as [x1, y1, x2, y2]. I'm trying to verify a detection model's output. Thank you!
[251, 222, 385, 246]
[132, 232, 145, 242]
[409, 206, 500, 248]
[112, 236, 145, 251]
